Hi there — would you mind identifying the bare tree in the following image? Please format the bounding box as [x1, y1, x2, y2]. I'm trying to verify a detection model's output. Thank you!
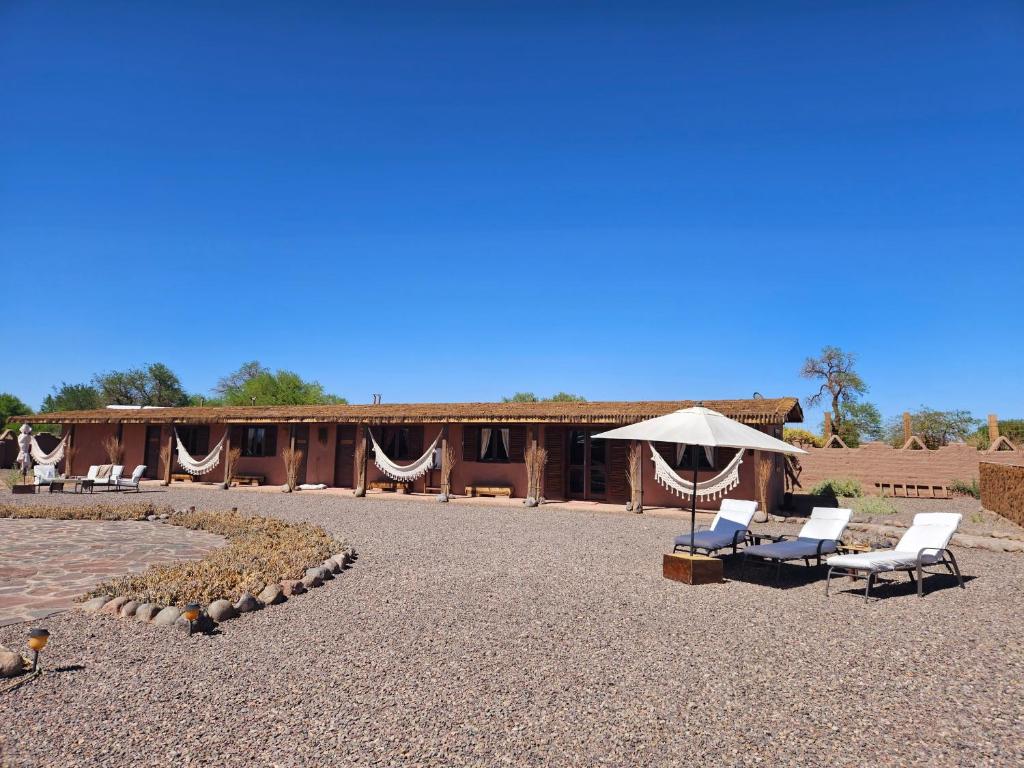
[800, 346, 867, 435]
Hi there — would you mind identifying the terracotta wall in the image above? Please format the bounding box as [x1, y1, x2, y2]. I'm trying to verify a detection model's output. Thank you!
[798, 442, 1024, 493]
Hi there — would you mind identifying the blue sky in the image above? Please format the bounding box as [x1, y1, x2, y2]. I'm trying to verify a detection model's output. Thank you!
[2, 1, 1022, 429]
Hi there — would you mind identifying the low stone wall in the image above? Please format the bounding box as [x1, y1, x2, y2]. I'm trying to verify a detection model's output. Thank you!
[798, 442, 1024, 495]
[980, 462, 1024, 527]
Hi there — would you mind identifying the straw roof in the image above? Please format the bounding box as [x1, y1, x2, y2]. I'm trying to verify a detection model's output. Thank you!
[15, 398, 802, 426]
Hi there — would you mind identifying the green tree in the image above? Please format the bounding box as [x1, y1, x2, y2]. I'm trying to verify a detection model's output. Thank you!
[220, 368, 346, 406]
[214, 361, 268, 396]
[888, 406, 979, 449]
[502, 392, 587, 403]
[40, 383, 102, 413]
[801, 346, 868, 437]
[821, 401, 884, 447]
[93, 363, 190, 407]
[0, 393, 31, 430]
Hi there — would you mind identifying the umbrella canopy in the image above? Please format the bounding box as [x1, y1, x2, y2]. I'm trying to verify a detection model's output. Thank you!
[592, 405, 806, 455]
[593, 405, 804, 557]
[16, 424, 33, 475]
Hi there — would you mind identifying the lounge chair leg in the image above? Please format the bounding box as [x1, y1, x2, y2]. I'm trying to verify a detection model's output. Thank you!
[917, 562, 924, 597]
[740, 553, 748, 580]
[946, 550, 965, 590]
[774, 559, 782, 584]
[804, 558, 811, 568]
[864, 572, 874, 602]
[907, 569, 916, 584]
[825, 567, 834, 596]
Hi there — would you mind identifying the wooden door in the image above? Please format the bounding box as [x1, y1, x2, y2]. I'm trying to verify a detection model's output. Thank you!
[293, 425, 309, 485]
[335, 425, 355, 487]
[143, 426, 162, 479]
[544, 427, 565, 500]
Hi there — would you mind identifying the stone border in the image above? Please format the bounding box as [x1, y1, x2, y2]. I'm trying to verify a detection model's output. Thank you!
[78, 543, 358, 632]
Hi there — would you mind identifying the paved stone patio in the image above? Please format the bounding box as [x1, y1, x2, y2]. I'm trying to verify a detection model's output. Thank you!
[0, 519, 225, 626]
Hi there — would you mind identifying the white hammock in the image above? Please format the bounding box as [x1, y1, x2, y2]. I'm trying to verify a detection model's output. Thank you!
[30, 433, 69, 465]
[175, 429, 228, 476]
[648, 442, 745, 501]
[370, 430, 442, 482]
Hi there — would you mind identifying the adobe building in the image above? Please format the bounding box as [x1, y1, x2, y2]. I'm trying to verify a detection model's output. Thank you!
[18, 397, 802, 512]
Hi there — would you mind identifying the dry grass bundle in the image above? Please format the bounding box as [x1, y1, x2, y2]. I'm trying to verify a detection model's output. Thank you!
[0, 501, 165, 521]
[223, 446, 242, 486]
[756, 451, 774, 517]
[440, 440, 456, 495]
[521, 443, 548, 500]
[627, 442, 643, 512]
[101, 436, 123, 465]
[354, 435, 367, 496]
[282, 446, 304, 491]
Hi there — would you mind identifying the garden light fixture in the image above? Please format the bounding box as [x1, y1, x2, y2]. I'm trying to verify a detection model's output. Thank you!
[27, 628, 49, 672]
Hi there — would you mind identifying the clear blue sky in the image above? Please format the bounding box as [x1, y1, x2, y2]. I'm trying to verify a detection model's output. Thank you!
[2, 1, 1022, 429]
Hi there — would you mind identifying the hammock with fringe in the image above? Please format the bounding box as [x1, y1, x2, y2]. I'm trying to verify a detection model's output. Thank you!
[30, 433, 69, 465]
[648, 443, 745, 501]
[175, 429, 228, 475]
[370, 430, 442, 482]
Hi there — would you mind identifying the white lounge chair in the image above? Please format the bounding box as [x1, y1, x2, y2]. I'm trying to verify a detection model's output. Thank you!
[740, 507, 852, 582]
[87, 464, 123, 490]
[825, 512, 964, 601]
[115, 465, 146, 492]
[33, 465, 58, 486]
[673, 499, 759, 555]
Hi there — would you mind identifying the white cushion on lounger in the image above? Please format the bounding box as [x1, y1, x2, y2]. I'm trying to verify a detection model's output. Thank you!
[828, 512, 962, 572]
[86, 466, 99, 480]
[713, 499, 758, 531]
[798, 507, 852, 541]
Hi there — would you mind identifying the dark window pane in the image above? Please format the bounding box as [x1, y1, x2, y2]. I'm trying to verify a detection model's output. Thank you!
[590, 468, 606, 496]
[568, 430, 585, 466]
[590, 436, 606, 466]
[569, 468, 584, 494]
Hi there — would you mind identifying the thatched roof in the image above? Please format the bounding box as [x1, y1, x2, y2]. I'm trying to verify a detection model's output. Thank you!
[15, 398, 802, 426]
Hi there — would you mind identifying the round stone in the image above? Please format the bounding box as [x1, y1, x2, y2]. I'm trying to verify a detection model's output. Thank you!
[257, 583, 285, 605]
[152, 606, 182, 626]
[135, 604, 161, 623]
[206, 599, 238, 622]
[119, 600, 141, 619]
[233, 593, 261, 613]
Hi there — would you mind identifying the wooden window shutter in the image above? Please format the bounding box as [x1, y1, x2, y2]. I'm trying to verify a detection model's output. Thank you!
[544, 428, 564, 499]
[463, 427, 478, 462]
[607, 441, 629, 503]
[508, 426, 526, 462]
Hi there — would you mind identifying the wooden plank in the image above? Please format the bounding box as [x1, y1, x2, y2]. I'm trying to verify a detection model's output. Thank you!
[465, 485, 513, 498]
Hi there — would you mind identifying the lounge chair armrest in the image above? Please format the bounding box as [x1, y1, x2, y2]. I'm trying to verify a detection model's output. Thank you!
[816, 539, 840, 557]
[915, 547, 944, 566]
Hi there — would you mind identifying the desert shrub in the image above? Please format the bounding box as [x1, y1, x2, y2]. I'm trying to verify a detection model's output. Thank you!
[809, 477, 863, 498]
[2, 503, 345, 606]
[83, 508, 344, 605]
[852, 495, 897, 516]
[783, 428, 822, 448]
[2, 469, 25, 491]
[0, 501, 163, 520]
[949, 478, 981, 499]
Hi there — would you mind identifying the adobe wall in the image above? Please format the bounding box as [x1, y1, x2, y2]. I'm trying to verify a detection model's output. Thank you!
[798, 442, 1024, 492]
[980, 462, 1024, 526]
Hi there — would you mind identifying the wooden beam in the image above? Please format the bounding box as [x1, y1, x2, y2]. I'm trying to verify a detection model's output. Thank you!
[163, 426, 174, 486]
[221, 426, 232, 490]
[65, 425, 75, 477]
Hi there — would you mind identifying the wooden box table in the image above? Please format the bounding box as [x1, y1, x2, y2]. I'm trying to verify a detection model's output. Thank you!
[663, 552, 724, 585]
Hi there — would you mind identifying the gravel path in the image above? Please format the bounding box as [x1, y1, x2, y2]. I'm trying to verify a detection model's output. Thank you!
[1, 488, 1022, 767]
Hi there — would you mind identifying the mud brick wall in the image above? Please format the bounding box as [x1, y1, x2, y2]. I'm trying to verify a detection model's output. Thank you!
[980, 462, 1024, 526]
[798, 442, 1024, 493]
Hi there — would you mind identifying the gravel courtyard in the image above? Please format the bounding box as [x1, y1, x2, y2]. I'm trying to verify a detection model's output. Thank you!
[2, 488, 1023, 767]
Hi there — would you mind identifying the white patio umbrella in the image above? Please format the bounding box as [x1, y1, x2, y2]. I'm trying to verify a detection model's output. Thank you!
[16, 424, 33, 482]
[593, 404, 806, 556]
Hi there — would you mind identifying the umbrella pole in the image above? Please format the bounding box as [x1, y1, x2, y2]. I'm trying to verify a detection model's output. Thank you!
[690, 452, 699, 556]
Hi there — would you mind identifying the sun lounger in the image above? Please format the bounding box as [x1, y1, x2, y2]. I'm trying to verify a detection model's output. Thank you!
[825, 512, 964, 601]
[33, 465, 57, 486]
[87, 464, 123, 490]
[673, 499, 759, 555]
[115, 465, 146, 492]
[740, 507, 852, 582]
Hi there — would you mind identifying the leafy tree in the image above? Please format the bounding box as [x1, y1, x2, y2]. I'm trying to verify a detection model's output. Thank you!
[93, 363, 190, 407]
[969, 418, 1024, 449]
[801, 346, 868, 436]
[40, 383, 102, 413]
[783, 428, 823, 448]
[220, 368, 346, 406]
[502, 392, 587, 403]
[887, 406, 979, 449]
[0, 393, 31, 430]
[214, 361, 268, 396]
[820, 401, 884, 447]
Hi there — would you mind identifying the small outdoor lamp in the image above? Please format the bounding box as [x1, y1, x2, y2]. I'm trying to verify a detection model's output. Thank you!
[183, 603, 201, 635]
[27, 628, 49, 672]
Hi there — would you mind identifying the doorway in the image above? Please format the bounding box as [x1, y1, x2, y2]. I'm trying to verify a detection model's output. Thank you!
[143, 426, 162, 479]
[567, 429, 607, 501]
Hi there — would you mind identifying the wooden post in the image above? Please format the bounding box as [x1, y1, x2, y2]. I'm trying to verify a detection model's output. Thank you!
[65, 425, 74, 477]
[441, 428, 450, 497]
[221, 426, 232, 490]
[823, 411, 833, 437]
[163, 426, 174, 486]
[988, 414, 999, 444]
[637, 440, 644, 514]
[537, 425, 546, 502]
[902, 412, 912, 445]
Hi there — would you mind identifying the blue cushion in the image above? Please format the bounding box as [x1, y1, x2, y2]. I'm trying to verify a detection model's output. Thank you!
[744, 537, 838, 561]
[673, 529, 742, 551]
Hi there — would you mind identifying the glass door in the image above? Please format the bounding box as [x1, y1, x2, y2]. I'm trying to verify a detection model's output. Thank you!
[567, 430, 607, 501]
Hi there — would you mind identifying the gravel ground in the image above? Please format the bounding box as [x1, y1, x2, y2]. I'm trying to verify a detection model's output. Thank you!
[1, 488, 1023, 767]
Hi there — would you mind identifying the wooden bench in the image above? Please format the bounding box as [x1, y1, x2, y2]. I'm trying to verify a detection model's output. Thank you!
[171, 473, 196, 483]
[464, 484, 514, 498]
[369, 480, 410, 493]
[233, 474, 264, 487]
